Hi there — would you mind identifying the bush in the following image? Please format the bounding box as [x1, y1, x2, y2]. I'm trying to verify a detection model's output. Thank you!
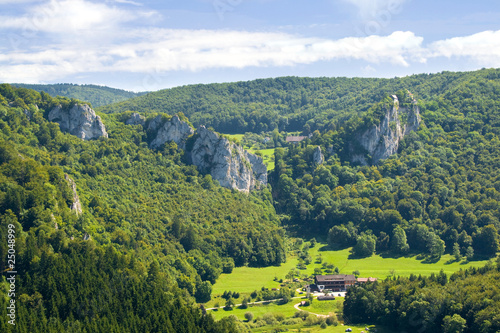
[262, 313, 278, 325]
[282, 317, 302, 325]
[274, 313, 286, 322]
[305, 315, 320, 326]
[244, 312, 254, 322]
[326, 315, 339, 326]
[294, 311, 309, 320]
[252, 320, 267, 328]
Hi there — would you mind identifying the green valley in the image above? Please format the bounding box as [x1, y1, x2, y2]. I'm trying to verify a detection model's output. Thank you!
[1, 68, 500, 332]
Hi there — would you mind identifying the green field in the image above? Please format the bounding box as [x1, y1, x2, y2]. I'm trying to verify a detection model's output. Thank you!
[226, 134, 245, 142]
[249, 148, 275, 171]
[210, 300, 299, 321]
[307, 299, 343, 316]
[225, 134, 276, 170]
[209, 297, 391, 333]
[212, 243, 492, 297]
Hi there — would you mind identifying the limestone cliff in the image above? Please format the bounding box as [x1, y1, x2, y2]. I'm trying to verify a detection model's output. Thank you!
[148, 115, 194, 150]
[126, 112, 145, 126]
[65, 174, 82, 215]
[313, 146, 324, 165]
[355, 94, 421, 165]
[48, 104, 108, 140]
[147, 115, 267, 192]
[190, 126, 267, 192]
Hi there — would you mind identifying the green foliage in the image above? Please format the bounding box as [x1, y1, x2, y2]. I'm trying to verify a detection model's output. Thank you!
[12, 83, 145, 108]
[269, 68, 500, 264]
[244, 311, 254, 322]
[0, 83, 286, 331]
[352, 233, 376, 258]
[345, 264, 500, 332]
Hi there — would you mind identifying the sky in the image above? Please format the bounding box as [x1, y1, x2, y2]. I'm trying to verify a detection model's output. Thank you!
[0, 0, 500, 92]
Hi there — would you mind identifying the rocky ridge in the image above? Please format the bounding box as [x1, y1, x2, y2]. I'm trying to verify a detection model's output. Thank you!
[354, 94, 421, 165]
[147, 115, 267, 192]
[48, 103, 108, 140]
[65, 174, 82, 215]
[148, 115, 194, 150]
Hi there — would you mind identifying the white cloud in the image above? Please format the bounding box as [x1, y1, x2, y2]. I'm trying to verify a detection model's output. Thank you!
[0, 0, 154, 36]
[0, 0, 41, 3]
[111, 0, 143, 6]
[428, 30, 500, 67]
[0, 29, 424, 83]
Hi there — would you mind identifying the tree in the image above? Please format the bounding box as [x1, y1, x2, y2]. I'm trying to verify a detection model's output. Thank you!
[225, 297, 235, 309]
[244, 312, 254, 322]
[352, 233, 376, 258]
[427, 232, 445, 260]
[240, 298, 248, 309]
[473, 225, 500, 257]
[442, 314, 466, 333]
[195, 281, 212, 303]
[328, 224, 355, 248]
[465, 246, 474, 261]
[452, 242, 461, 261]
[391, 226, 409, 255]
[222, 258, 235, 274]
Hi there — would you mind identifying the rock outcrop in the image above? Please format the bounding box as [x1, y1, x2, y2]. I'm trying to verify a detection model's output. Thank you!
[147, 115, 267, 192]
[148, 115, 194, 150]
[190, 126, 267, 192]
[313, 146, 324, 165]
[126, 112, 145, 126]
[355, 94, 421, 165]
[48, 104, 108, 140]
[65, 174, 82, 215]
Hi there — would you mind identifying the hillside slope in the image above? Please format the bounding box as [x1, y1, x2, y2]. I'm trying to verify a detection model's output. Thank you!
[11, 83, 146, 108]
[98, 69, 499, 134]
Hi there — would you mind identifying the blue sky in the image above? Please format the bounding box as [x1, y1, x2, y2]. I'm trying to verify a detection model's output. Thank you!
[1, 0, 499, 91]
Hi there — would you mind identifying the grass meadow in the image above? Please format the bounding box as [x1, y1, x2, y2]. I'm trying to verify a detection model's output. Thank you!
[212, 242, 492, 297]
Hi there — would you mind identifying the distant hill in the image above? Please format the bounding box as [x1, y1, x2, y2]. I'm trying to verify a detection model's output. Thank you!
[98, 70, 500, 134]
[11, 83, 147, 108]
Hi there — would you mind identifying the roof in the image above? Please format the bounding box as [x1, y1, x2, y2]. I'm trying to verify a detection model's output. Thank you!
[315, 274, 356, 282]
[286, 136, 307, 143]
[317, 295, 336, 301]
[357, 277, 378, 283]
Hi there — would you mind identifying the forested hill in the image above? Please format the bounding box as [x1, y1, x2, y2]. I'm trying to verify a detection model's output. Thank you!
[270, 68, 500, 263]
[0, 83, 283, 332]
[11, 83, 146, 108]
[98, 69, 500, 134]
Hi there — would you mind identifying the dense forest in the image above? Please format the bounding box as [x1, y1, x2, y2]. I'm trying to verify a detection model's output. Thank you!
[1, 68, 500, 331]
[0, 84, 284, 331]
[11, 83, 146, 108]
[98, 69, 500, 135]
[344, 260, 500, 332]
[269, 69, 500, 262]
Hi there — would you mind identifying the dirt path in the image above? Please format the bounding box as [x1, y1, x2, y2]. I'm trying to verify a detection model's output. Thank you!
[293, 302, 329, 318]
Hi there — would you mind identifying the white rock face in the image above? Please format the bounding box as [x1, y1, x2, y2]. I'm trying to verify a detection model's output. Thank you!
[191, 126, 267, 192]
[48, 104, 108, 140]
[356, 96, 421, 164]
[147, 116, 267, 192]
[148, 115, 194, 149]
[313, 146, 324, 165]
[126, 112, 145, 126]
[65, 174, 82, 215]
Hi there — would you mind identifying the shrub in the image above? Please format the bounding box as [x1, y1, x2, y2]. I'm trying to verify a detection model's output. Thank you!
[262, 313, 278, 325]
[244, 312, 254, 322]
[305, 315, 320, 326]
[274, 313, 286, 322]
[326, 315, 339, 326]
[283, 318, 303, 325]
